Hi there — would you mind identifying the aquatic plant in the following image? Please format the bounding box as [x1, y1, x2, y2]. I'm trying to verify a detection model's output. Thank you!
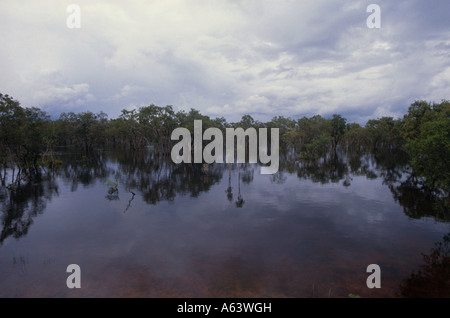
[105, 179, 119, 194]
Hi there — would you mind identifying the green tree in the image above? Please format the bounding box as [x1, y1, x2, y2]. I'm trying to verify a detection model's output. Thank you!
[330, 114, 346, 151]
[0, 94, 51, 179]
[239, 114, 255, 129]
[296, 115, 331, 159]
[343, 123, 368, 153]
[402, 100, 450, 195]
[22, 107, 50, 170]
[366, 117, 401, 151]
[267, 116, 297, 152]
[0, 94, 25, 181]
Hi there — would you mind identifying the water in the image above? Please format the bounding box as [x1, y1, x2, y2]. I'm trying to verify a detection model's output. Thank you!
[0, 149, 448, 297]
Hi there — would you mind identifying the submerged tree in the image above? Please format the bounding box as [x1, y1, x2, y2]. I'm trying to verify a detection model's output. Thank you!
[330, 114, 346, 152]
[1, 92, 449, 200]
[0, 94, 53, 182]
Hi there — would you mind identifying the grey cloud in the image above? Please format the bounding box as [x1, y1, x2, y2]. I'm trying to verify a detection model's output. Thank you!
[0, 0, 449, 124]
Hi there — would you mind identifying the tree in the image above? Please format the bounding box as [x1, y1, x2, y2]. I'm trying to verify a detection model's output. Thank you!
[401, 100, 432, 141]
[0, 94, 26, 182]
[402, 100, 450, 195]
[0, 94, 52, 179]
[76, 111, 104, 152]
[296, 115, 331, 159]
[239, 114, 255, 129]
[22, 107, 50, 171]
[366, 117, 401, 151]
[118, 109, 140, 150]
[343, 123, 368, 153]
[267, 116, 297, 152]
[56, 112, 77, 146]
[330, 114, 346, 151]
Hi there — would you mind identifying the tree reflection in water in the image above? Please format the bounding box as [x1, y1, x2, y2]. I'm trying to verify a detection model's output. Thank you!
[225, 163, 233, 202]
[389, 176, 449, 222]
[117, 154, 225, 205]
[0, 147, 448, 298]
[1, 147, 447, 246]
[280, 149, 449, 223]
[235, 163, 245, 208]
[0, 172, 59, 245]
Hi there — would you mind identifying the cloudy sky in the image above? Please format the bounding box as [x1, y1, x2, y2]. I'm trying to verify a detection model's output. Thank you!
[1, 0, 449, 124]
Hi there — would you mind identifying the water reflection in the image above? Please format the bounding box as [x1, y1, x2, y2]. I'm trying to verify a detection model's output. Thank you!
[111, 150, 225, 204]
[399, 233, 450, 297]
[60, 153, 110, 191]
[389, 176, 449, 222]
[225, 164, 233, 202]
[1, 148, 448, 247]
[294, 154, 347, 184]
[235, 164, 245, 208]
[280, 150, 448, 222]
[0, 172, 59, 245]
[0, 147, 448, 298]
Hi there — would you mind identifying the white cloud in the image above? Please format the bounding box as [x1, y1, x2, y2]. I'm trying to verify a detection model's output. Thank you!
[30, 83, 93, 112]
[109, 85, 145, 101]
[0, 0, 449, 123]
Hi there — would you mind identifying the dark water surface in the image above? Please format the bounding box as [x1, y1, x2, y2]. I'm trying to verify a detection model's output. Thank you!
[0, 149, 448, 297]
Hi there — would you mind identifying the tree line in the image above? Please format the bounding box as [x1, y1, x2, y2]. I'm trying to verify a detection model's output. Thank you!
[0, 92, 448, 195]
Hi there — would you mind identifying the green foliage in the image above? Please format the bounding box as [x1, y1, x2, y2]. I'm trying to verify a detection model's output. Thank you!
[365, 116, 403, 151]
[0, 93, 25, 149]
[1, 91, 448, 196]
[296, 115, 331, 158]
[343, 123, 368, 152]
[266, 116, 297, 151]
[0, 94, 50, 173]
[105, 179, 119, 194]
[401, 100, 432, 141]
[330, 114, 346, 151]
[402, 100, 450, 194]
[239, 114, 255, 129]
[304, 134, 332, 159]
[56, 110, 108, 151]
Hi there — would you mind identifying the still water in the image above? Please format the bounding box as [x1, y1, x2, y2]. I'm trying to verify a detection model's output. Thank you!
[0, 149, 448, 297]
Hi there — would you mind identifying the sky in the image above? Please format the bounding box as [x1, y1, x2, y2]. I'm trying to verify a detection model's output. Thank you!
[0, 0, 449, 124]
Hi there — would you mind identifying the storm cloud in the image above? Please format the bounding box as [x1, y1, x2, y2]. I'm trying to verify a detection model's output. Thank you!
[1, 0, 449, 123]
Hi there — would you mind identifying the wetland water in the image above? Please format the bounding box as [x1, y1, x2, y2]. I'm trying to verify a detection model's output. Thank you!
[0, 149, 448, 297]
